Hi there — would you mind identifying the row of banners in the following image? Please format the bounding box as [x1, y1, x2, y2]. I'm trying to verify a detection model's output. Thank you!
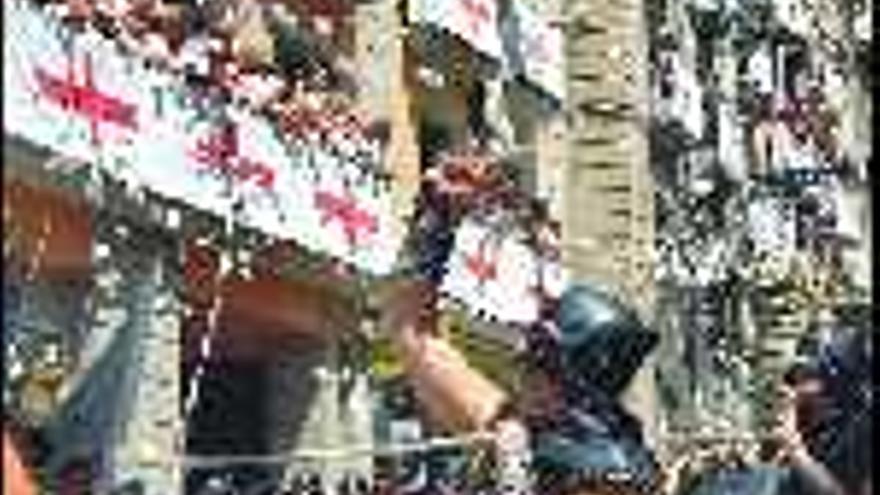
[3, 0, 401, 275]
[407, 0, 567, 324]
[409, 0, 565, 103]
[3, 0, 566, 325]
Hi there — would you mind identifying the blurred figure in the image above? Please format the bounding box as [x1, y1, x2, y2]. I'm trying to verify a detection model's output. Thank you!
[384, 280, 661, 495]
[773, 321, 873, 495]
[745, 42, 775, 178]
[4, 428, 37, 495]
[771, 382, 847, 495]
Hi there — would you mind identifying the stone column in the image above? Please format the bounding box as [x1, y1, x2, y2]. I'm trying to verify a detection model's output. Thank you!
[356, 0, 421, 244]
[268, 346, 327, 480]
[111, 230, 183, 495]
[269, 338, 375, 493]
[562, 0, 658, 446]
[561, 0, 654, 303]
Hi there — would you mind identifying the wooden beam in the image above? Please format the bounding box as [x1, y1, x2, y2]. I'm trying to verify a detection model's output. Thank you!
[4, 177, 93, 280]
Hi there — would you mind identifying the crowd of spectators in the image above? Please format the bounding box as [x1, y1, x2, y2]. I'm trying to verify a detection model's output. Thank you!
[743, 42, 848, 182]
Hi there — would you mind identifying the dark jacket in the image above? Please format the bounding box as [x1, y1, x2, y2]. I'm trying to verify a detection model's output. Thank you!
[528, 284, 662, 494]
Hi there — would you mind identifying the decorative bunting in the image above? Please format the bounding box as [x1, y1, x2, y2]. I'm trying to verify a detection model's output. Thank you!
[501, 0, 565, 103]
[439, 216, 558, 325]
[3, 3, 402, 276]
[314, 189, 379, 248]
[188, 122, 275, 191]
[35, 54, 138, 146]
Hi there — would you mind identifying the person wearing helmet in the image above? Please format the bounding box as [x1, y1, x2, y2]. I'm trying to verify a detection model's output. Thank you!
[774, 320, 873, 495]
[383, 279, 661, 495]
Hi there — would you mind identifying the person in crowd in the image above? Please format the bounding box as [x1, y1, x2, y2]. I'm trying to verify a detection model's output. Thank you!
[766, 378, 846, 495]
[665, 316, 872, 495]
[4, 428, 38, 495]
[772, 319, 873, 495]
[383, 278, 662, 495]
[746, 42, 776, 178]
[64, 0, 95, 24]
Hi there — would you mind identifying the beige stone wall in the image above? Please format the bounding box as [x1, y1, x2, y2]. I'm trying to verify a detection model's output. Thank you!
[560, 0, 658, 446]
[560, 0, 655, 317]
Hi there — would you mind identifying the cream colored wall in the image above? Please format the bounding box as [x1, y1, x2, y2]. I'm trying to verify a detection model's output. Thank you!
[560, 0, 658, 448]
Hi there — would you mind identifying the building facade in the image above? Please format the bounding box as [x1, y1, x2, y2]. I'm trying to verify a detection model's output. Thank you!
[4, 0, 871, 491]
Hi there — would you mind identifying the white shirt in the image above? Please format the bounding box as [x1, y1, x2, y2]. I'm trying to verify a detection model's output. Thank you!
[142, 31, 171, 62]
[178, 35, 211, 76]
[234, 72, 284, 107]
[747, 48, 774, 95]
[495, 419, 533, 494]
[670, 63, 703, 140]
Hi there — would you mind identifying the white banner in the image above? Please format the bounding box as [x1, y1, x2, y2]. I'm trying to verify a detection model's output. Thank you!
[409, 0, 504, 61]
[3, 1, 141, 163]
[439, 217, 565, 324]
[501, 0, 565, 102]
[408, 0, 563, 103]
[3, 1, 401, 275]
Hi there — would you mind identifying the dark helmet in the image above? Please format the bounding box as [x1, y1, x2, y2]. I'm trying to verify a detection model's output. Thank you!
[555, 284, 659, 397]
[529, 284, 662, 494]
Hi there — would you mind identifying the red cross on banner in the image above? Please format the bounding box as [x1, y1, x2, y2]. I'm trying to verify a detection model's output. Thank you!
[464, 237, 498, 286]
[314, 190, 378, 247]
[192, 124, 239, 167]
[34, 54, 137, 146]
[278, 105, 368, 143]
[460, 0, 491, 38]
[190, 124, 275, 191]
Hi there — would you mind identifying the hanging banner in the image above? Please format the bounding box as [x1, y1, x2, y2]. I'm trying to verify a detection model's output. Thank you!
[3, 1, 401, 275]
[3, 1, 142, 164]
[409, 0, 504, 61]
[501, 0, 565, 103]
[408, 0, 562, 102]
[439, 216, 565, 325]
